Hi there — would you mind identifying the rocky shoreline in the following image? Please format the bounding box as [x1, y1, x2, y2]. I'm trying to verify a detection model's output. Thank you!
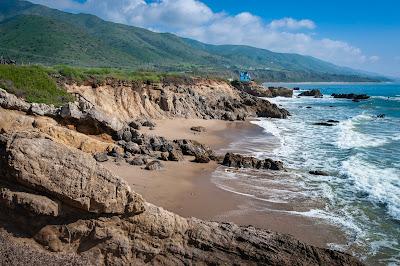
[0, 79, 362, 265]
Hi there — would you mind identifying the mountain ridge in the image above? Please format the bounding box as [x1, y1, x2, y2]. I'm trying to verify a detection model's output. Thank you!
[0, 0, 389, 82]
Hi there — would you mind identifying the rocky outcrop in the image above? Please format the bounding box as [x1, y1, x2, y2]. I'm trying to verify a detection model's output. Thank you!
[331, 93, 370, 100]
[65, 78, 289, 122]
[231, 81, 293, 98]
[268, 87, 294, 97]
[0, 132, 362, 265]
[222, 153, 284, 170]
[0, 131, 145, 215]
[299, 89, 323, 98]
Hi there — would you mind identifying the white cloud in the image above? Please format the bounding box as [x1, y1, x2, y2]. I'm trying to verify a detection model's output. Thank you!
[30, 0, 374, 68]
[269, 17, 316, 30]
[369, 55, 380, 63]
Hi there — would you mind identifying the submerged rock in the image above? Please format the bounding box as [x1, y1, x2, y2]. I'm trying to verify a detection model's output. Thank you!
[313, 122, 335, 126]
[309, 170, 330, 176]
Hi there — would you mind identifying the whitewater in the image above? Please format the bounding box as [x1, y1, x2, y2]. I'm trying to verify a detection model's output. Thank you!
[212, 83, 400, 265]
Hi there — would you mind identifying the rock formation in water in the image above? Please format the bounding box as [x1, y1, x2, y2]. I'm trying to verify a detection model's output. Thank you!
[298, 89, 323, 98]
[331, 93, 370, 100]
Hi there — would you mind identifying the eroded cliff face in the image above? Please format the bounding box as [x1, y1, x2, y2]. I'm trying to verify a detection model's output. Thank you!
[64, 78, 289, 123]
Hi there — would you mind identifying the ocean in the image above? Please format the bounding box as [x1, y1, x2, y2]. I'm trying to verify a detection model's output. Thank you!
[212, 83, 400, 265]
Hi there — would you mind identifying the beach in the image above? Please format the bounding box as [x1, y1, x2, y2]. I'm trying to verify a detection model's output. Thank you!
[103, 118, 348, 248]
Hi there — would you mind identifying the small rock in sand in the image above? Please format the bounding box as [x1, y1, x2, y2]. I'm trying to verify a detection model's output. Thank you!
[145, 160, 164, 171]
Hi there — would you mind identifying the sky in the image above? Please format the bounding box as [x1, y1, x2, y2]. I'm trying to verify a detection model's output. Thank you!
[30, 0, 400, 77]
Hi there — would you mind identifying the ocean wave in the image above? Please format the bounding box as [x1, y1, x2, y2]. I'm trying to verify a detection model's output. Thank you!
[372, 96, 400, 102]
[337, 114, 389, 149]
[342, 155, 400, 220]
[251, 119, 282, 138]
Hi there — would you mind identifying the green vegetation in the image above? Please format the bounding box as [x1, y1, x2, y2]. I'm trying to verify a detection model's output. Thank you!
[50, 65, 179, 84]
[0, 0, 389, 82]
[0, 64, 73, 106]
[0, 64, 188, 105]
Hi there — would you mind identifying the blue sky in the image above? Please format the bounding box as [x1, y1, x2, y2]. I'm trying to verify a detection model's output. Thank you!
[32, 0, 400, 77]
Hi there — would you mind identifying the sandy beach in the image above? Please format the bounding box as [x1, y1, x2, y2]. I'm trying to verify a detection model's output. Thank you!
[103, 118, 349, 249]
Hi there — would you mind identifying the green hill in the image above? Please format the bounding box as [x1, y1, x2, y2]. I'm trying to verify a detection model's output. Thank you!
[0, 0, 389, 82]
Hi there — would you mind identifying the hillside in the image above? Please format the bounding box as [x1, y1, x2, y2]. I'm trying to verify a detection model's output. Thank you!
[0, 0, 388, 82]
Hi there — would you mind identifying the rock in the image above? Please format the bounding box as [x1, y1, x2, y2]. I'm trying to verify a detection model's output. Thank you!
[174, 139, 215, 159]
[145, 160, 164, 171]
[190, 126, 206, 132]
[232, 81, 272, 97]
[327, 120, 340, 123]
[159, 152, 169, 161]
[193, 153, 211, 163]
[128, 121, 141, 130]
[0, 131, 145, 215]
[0, 186, 60, 217]
[313, 122, 335, 126]
[94, 152, 108, 162]
[222, 153, 284, 170]
[0, 88, 31, 112]
[141, 119, 156, 128]
[268, 87, 294, 98]
[168, 149, 184, 161]
[377, 114, 385, 118]
[299, 89, 323, 98]
[60, 101, 125, 136]
[128, 156, 147, 166]
[122, 130, 132, 142]
[309, 170, 329, 176]
[331, 93, 370, 100]
[306, 106, 312, 109]
[293, 87, 300, 91]
[29, 103, 58, 117]
[124, 142, 141, 154]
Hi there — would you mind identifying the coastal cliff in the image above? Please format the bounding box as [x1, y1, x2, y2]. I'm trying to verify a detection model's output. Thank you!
[0, 78, 362, 265]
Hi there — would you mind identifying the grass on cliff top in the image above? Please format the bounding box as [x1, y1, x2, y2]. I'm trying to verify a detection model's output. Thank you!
[50, 65, 183, 84]
[0, 64, 74, 106]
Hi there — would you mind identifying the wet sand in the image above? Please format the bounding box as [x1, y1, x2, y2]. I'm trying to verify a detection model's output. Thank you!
[104, 118, 348, 248]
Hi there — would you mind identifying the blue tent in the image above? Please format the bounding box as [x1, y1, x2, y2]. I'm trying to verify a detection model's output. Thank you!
[240, 72, 251, 82]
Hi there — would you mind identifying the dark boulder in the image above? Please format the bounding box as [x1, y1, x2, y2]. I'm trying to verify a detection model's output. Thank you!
[331, 93, 370, 100]
[94, 152, 108, 162]
[313, 122, 335, 126]
[190, 126, 207, 132]
[309, 170, 329, 176]
[299, 89, 323, 98]
[193, 153, 211, 163]
[168, 149, 184, 161]
[124, 142, 141, 154]
[222, 153, 284, 171]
